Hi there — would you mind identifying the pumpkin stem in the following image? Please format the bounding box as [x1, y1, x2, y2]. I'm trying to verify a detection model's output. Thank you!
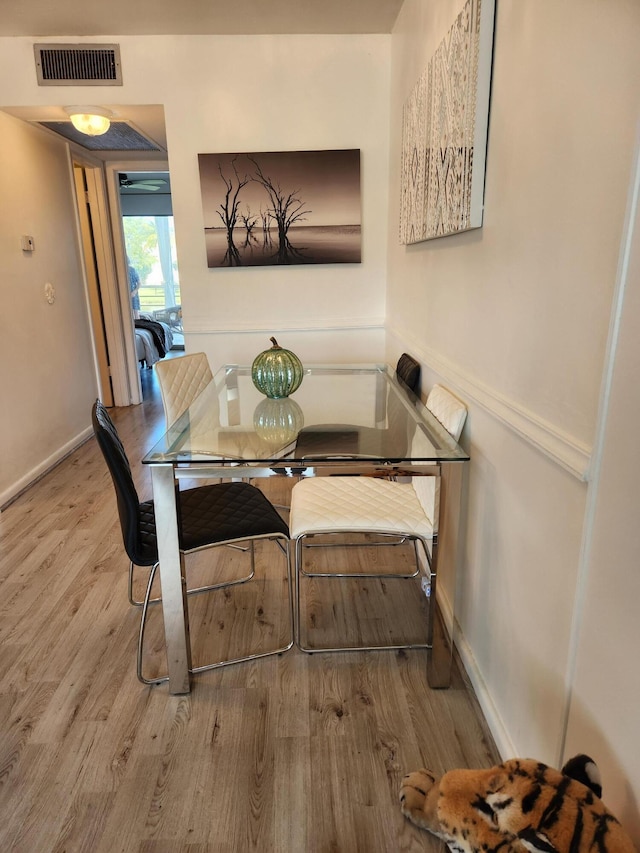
[270, 336, 280, 348]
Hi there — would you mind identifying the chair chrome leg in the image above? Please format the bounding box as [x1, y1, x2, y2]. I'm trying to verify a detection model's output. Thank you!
[128, 560, 144, 606]
[294, 531, 433, 655]
[129, 560, 256, 609]
[137, 535, 293, 685]
[299, 532, 420, 578]
[137, 562, 169, 685]
[191, 536, 294, 674]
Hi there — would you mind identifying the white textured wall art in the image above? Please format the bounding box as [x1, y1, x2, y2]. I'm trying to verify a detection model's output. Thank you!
[400, 0, 495, 244]
[399, 67, 429, 244]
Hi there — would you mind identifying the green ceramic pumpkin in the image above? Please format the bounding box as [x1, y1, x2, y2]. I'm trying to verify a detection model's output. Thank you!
[251, 337, 303, 399]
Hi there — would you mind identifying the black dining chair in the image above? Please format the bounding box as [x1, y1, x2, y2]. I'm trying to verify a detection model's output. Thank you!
[91, 400, 293, 685]
[395, 352, 421, 395]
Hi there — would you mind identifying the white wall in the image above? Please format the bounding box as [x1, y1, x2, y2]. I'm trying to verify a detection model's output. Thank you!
[163, 36, 390, 370]
[388, 0, 640, 833]
[563, 139, 640, 841]
[0, 34, 391, 373]
[0, 111, 97, 506]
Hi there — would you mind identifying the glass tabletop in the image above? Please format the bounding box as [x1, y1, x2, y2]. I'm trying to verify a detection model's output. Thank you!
[142, 364, 469, 465]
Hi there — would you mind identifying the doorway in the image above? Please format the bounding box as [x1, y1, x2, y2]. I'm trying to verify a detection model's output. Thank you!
[119, 171, 183, 348]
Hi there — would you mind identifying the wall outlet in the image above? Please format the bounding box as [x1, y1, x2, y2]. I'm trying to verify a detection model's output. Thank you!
[21, 235, 35, 252]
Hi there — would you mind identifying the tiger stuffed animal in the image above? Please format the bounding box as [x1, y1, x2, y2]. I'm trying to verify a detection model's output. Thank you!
[399, 754, 636, 852]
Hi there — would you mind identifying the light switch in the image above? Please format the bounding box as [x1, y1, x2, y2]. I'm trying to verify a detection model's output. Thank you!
[21, 235, 35, 252]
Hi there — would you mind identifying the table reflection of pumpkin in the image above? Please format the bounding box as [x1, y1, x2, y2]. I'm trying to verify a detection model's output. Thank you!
[253, 397, 304, 447]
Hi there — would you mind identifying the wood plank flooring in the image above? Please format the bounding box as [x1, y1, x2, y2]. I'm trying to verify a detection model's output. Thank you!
[0, 368, 499, 852]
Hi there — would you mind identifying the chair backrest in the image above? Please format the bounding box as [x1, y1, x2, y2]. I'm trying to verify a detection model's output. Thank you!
[91, 400, 157, 566]
[426, 384, 467, 442]
[395, 353, 421, 395]
[411, 386, 465, 526]
[155, 352, 213, 426]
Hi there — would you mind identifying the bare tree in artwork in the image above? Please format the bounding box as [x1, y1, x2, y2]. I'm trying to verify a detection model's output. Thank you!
[216, 157, 250, 266]
[248, 156, 311, 263]
[239, 208, 259, 248]
[259, 208, 273, 247]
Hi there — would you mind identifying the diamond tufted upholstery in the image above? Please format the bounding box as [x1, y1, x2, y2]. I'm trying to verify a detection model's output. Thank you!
[155, 352, 213, 426]
[425, 384, 467, 441]
[289, 384, 466, 655]
[92, 400, 292, 684]
[290, 477, 434, 540]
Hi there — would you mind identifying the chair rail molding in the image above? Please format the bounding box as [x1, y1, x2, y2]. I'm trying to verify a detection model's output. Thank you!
[387, 325, 592, 481]
[185, 317, 385, 335]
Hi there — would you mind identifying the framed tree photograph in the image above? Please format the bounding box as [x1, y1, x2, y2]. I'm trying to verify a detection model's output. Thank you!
[198, 149, 361, 268]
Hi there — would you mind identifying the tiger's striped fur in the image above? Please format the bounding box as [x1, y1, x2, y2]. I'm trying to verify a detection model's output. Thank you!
[399, 755, 636, 852]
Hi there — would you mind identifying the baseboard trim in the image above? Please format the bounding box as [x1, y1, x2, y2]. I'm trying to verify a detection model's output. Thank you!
[0, 427, 93, 511]
[387, 326, 591, 481]
[437, 588, 516, 760]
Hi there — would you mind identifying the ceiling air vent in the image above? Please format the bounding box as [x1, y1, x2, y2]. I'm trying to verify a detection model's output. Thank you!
[34, 44, 122, 86]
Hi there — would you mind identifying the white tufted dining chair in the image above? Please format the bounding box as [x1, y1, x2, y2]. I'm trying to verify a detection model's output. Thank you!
[289, 384, 467, 654]
[155, 352, 213, 426]
[425, 383, 467, 441]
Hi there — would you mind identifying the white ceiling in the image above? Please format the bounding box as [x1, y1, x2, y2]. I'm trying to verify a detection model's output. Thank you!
[0, 0, 404, 37]
[1, 1, 403, 159]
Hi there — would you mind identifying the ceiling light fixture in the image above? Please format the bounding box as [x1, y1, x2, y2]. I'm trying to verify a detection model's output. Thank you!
[64, 106, 112, 136]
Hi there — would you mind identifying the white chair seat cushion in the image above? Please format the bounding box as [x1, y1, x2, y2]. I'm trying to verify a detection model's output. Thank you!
[290, 476, 434, 539]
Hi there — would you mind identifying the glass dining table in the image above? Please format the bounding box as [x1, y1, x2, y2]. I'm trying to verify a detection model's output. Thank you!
[142, 363, 470, 693]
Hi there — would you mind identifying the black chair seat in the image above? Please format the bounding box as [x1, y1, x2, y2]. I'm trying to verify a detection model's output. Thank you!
[137, 482, 289, 557]
[178, 481, 289, 546]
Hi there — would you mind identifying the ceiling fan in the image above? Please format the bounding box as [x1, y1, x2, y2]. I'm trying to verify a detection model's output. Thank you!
[119, 174, 168, 192]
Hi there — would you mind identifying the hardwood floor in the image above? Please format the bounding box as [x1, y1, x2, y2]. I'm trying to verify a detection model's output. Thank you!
[0, 372, 499, 852]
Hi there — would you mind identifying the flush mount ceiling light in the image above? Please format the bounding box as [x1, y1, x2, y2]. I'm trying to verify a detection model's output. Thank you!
[64, 105, 112, 136]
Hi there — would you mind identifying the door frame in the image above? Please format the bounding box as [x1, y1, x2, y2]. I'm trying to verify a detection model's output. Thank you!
[73, 160, 113, 406]
[104, 158, 171, 405]
[70, 152, 135, 406]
